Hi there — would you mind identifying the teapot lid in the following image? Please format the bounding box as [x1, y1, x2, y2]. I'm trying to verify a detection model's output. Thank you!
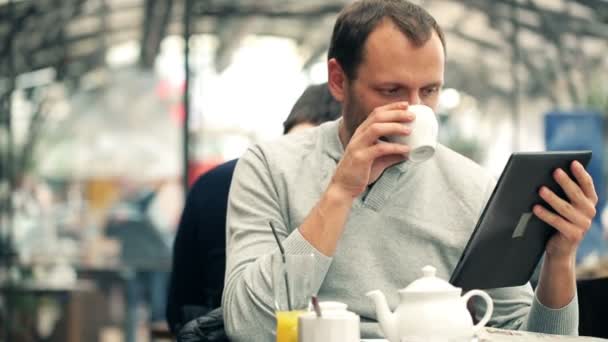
[400, 265, 460, 293]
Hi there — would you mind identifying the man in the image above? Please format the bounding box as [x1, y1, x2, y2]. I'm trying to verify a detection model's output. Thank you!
[222, 1, 598, 340]
[166, 83, 340, 335]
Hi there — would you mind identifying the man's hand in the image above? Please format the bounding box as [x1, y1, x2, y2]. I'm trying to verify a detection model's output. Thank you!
[299, 101, 414, 256]
[534, 160, 598, 261]
[331, 102, 413, 199]
[533, 160, 598, 308]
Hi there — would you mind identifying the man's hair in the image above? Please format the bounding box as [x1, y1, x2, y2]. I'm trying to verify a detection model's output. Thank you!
[328, 0, 446, 80]
[283, 83, 341, 134]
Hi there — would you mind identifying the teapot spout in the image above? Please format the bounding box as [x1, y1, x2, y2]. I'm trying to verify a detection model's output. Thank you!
[366, 290, 398, 342]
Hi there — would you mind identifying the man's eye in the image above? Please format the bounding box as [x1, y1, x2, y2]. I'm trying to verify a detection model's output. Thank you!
[381, 88, 400, 96]
[421, 87, 439, 97]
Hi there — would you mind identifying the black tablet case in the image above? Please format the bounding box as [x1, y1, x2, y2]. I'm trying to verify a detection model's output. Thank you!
[450, 151, 592, 290]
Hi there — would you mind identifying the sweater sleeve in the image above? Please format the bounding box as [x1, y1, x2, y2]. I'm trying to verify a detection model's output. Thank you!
[523, 290, 578, 335]
[222, 146, 333, 342]
[472, 284, 578, 335]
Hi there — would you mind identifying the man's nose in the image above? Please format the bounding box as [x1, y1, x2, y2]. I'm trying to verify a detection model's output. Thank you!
[407, 91, 422, 105]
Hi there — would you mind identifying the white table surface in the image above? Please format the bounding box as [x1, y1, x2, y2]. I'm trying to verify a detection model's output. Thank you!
[359, 328, 608, 341]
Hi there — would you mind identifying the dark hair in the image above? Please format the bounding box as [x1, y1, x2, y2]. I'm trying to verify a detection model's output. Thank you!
[328, 0, 446, 80]
[283, 83, 341, 134]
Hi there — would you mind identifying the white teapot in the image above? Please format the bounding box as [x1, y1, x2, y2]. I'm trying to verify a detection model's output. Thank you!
[366, 265, 493, 342]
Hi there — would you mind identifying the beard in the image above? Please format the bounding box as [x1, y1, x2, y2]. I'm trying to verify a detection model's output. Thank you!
[341, 81, 370, 142]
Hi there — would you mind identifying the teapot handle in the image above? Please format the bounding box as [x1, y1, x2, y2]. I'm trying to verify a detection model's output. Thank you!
[462, 290, 494, 333]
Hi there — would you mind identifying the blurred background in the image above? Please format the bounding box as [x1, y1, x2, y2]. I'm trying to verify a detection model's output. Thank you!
[0, 0, 607, 341]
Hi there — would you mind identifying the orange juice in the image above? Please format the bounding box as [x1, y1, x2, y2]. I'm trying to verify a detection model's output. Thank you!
[276, 310, 305, 342]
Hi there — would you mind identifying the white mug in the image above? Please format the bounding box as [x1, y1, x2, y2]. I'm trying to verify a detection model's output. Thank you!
[299, 302, 360, 342]
[386, 104, 438, 163]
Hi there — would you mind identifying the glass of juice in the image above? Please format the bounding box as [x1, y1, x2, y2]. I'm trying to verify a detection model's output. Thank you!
[272, 253, 315, 342]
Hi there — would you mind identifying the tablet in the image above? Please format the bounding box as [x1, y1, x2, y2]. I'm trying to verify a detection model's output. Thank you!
[449, 151, 592, 290]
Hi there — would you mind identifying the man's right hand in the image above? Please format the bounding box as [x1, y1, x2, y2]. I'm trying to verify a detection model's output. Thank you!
[299, 101, 414, 256]
[331, 101, 414, 199]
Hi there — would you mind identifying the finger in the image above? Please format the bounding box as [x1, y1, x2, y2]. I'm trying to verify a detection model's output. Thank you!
[553, 168, 596, 217]
[539, 186, 592, 228]
[357, 102, 410, 131]
[374, 154, 409, 170]
[365, 141, 410, 161]
[370, 109, 416, 124]
[571, 161, 599, 205]
[533, 205, 585, 243]
[356, 122, 410, 146]
[375, 101, 409, 113]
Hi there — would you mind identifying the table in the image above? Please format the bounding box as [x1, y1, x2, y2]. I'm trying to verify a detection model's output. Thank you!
[361, 327, 608, 341]
[75, 262, 170, 342]
[75, 264, 138, 342]
[1, 280, 95, 342]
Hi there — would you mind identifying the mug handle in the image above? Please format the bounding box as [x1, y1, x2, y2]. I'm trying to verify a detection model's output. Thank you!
[462, 289, 494, 333]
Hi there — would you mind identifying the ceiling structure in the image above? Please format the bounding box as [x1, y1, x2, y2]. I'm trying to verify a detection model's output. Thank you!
[1, 0, 607, 187]
[0, 0, 606, 106]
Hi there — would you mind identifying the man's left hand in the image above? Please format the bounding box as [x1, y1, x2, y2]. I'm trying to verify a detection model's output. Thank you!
[533, 160, 598, 261]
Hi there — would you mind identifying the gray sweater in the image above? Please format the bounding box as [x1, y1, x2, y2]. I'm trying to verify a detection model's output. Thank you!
[222, 119, 578, 341]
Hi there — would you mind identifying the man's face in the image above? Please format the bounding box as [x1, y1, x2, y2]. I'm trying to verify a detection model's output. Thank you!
[341, 19, 445, 140]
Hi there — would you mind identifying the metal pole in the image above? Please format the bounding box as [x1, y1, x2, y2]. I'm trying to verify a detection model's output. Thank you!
[182, 0, 192, 194]
[510, 0, 520, 152]
[1, 1, 17, 339]
[5, 2, 15, 262]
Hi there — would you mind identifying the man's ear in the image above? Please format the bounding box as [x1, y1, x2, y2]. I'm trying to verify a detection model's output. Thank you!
[327, 58, 346, 103]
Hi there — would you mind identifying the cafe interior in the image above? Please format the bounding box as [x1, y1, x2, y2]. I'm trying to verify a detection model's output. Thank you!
[0, 0, 607, 341]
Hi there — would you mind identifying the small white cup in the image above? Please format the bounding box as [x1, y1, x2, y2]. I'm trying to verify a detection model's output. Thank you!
[299, 302, 360, 342]
[386, 104, 438, 163]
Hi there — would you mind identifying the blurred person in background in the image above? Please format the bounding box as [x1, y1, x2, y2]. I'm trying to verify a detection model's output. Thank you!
[104, 177, 177, 333]
[222, 0, 598, 340]
[166, 82, 341, 336]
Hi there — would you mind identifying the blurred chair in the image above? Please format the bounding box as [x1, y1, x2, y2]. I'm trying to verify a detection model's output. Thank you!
[166, 160, 237, 335]
[149, 320, 174, 341]
[105, 187, 172, 342]
[577, 277, 608, 338]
